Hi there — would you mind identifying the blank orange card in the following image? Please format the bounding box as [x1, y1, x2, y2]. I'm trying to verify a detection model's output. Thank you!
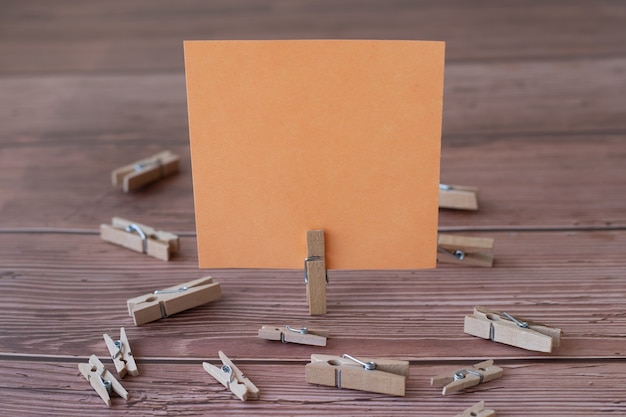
[184, 40, 444, 270]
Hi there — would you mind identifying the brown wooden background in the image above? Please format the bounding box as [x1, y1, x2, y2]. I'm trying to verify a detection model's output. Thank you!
[1, 1, 625, 415]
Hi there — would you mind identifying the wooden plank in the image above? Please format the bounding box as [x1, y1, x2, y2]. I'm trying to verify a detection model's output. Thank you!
[2, 58, 626, 140]
[1, 231, 625, 359]
[1, 1, 625, 74]
[2, 134, 626, 229]
[0, 359, 624, 416]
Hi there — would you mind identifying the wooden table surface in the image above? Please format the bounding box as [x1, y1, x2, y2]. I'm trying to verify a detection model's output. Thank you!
[1, 1, 625, 415]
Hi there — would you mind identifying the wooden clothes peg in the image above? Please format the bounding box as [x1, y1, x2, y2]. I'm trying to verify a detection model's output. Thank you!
[258, 325, 328, 346]
[464, 306, 562, 353]
[305, 353, 409, 396]
[103, 327, 138, 378]
[455, 401, 496, 417]
[305, 230, 327, 315]
[100, 217, 180, 261]
[437, 234, 494, 267]
[78, 354, 128, 407]
[112, 150, 179, 192]
[127, 277, 222, 325]
[430, 359, 503, 395]
[203, 351, 259, 401]
[439, 183, 478, 210]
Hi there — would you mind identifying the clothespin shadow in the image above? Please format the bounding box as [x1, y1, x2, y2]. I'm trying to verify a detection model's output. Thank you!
[202, 351, 259, 401]
[112, 150, 179, 192]
[465, 306, 562, 352]
[304, 230, 327, 315]
[430, 359, 503, 395]
[127, 277, 222, 325]
[455, 401, 496, 417]
[305, 353, 409, 396]
[100, 217, 179, 261]
[437, 234, 494, 267]
[439, 183, 478, 210]
[78, 354, 128, 407]
[258, 325, 328, 346]
[103, 327, 138, 378]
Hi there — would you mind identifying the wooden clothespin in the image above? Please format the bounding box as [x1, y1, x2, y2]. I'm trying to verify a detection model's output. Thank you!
[439, 183, 478, 210]
[111, 150, 179, 192]
[430, 359, 503, 395]
[437, 234, 494, 267]
[305, 353, 409, 396]
[258, 325, 328, 346]
[103, 327, 138, 378]
[464, 306, 562, 352]
[127, 277, 222, 325]
[78, 354, 128, 407]
[202, 351, 259, 401]
[305, 230, 327, 315]
[455, 401, 496, 417]
[100, 217, 180, 261]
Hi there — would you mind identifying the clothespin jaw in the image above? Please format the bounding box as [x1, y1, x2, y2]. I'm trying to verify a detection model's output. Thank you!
[437, 234, 495, 267]
[100, 217, 180, 261]
[127, 277, 222, 325]
[430, 359, 503, 395]
[439, 183, 478, 210]
[103, 327, 138, 378]
[305, 230, 327, 315]
[455, 401, 496, 417]
[258, 325, 329, 346]
[78, 354, 128, 407]
[112, 150, 179, 192]
[305, 354, 409, 396]
[202, 351, 259, 401]
[464, 306, 562, 353]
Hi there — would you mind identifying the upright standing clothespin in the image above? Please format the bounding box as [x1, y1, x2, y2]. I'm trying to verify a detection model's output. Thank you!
[258, 325, 328, 346]
[111, 150, 179, 192]
[78, 354, 128, 407]
[202, 351, 260, 401]
[103, 327, 138, 378]
[455, 401, 496, 417]
[439, 183, 478, 210]
[305, 230, 327, 315]
[430, 360, 503, 395]
[437, 234, 495, 267]
[100, 217, 180, 261]
[127, 277, 222, 325]
[464, 306, 562, 352]
[305, 353, 409, 396]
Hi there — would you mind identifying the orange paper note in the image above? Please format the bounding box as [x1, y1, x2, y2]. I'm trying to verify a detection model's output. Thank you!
[184, 40, 444, 270]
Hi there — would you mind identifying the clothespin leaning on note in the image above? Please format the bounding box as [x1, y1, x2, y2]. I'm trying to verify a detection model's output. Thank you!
[112, 150, 179, 192]
[430, 359, 503, 395]
[103, 327, 138, 378]
[127, 277, 222, 325]
[305, 353, 409, 396]
[304, 230, 328, 315]
[78, 354, 128, 407]
[464, 306, 562, 352]
[439, 183, 478, 210]
[437, 234, 495, 267]
[258, 325, 328, 346]
[203, 351, 259, 401]
[100, 217, 180, 261]
[455, 401, 496, 417]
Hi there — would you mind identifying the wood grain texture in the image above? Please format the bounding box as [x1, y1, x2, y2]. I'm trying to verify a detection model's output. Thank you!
[1, 1, 625, 75]
[1, 360, 624, 416]
[1, 1, 626, 415]
[1, 232, 625, 360]
[1, 135, 626, 229]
